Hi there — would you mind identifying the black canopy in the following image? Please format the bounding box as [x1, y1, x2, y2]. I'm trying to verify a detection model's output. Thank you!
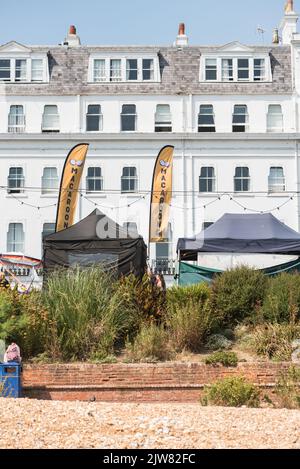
[177, 213, 300, 260]
[43, 209, 147, 277]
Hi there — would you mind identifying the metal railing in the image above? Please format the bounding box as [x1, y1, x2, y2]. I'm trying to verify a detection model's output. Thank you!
[151, 258, 176, 276]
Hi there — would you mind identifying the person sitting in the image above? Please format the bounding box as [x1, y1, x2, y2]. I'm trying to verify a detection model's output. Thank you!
[0, 272, 10, 289]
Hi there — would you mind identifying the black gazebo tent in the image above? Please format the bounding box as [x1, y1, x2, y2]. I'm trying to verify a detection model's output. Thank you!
[43, 209, 147, 278]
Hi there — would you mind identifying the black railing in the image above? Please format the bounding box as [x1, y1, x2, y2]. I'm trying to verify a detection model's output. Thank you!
[152, 259, 176, 276]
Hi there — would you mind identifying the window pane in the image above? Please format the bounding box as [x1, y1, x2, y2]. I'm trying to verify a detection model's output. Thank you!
[0, 59, 11, 81]
[86, 105, 102, 131]
[198, 105, 215, 132]
[31, 59, 43, 81]
[238, 59, 249, 80]
[126, 59, 138, 80]
[42, 167, 58, 194]
[205, 59, 217, 80]
[15, 59, 27, 81]
[234, 167, 250, 191]
[143, 59, 154, 80]
[121, 105, 136, 131]
[267, 105, 283, 131]
[110, 59, 121, 82]
[199, 167, 215, 192]
[254, 58, 265, 81]
[94, 59, 106, 82]
[86, 167, 103, 192]
[8, 105, 25, 133]
[42, 105, 59, 132]
[155, 104, 172, 132]
[121, 167, 137, 192]
[268, 166, 285, 192]
[222, 59, 233, 81]
[42, 223, 55, 239]
[7, 223, 24, 252]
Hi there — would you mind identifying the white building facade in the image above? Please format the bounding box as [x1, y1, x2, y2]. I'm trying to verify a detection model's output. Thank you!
[1, 2, 300, 275]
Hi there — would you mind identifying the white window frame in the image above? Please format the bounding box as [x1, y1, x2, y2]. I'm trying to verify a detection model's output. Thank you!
[42, 105, 60, 132]
[121, 166, 138, 193]
[86, 167, 104, 193]
[8, 104, 25, 133]
[7, 222, 25, 253]
[86, 104, 103, 132]
[7, 166, 25, 194]
[0, 55, 48, 83]
[267, 104, 283, 132]
[200, 55, 271, 83]
[155, 104, 172, 132]
[88, 53, 161, 83]
[234, 166, 251, 192]
[199, 166, 216, 193]
[232, 104, 249, 132]
[120, 103, 137, 132]
[198, 104, 216, 132]
[268, 166, 286, 193]
[41, 167, 59, 195]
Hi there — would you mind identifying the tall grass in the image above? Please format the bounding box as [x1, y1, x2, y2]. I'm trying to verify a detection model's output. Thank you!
[41, 267, 137, 361]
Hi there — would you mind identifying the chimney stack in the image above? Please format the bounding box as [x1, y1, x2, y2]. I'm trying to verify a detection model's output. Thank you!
[174, 22, 188, 47]
[63, 25, 81, 47]
[272, 28, 280, 44]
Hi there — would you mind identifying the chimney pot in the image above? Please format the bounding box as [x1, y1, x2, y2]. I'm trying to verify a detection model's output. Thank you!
[69, 25, 77, 35]
[178, 23, 185, 36]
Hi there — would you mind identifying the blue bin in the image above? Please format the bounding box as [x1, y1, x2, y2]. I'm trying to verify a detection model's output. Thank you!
[0, 362, 22, 398]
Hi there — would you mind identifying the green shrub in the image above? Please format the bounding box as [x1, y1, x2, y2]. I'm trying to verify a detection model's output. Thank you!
[167, 283, 211, 309]
[275, 366, 300, 409]
[41, 267, 138, 361]
[250, 323, 300, 361]
[0, 289, 47, 359]
[126, 323, 171, 362]
[205, 351, 238, 367]
[202, 376, 260, 407]
[118, 273, 166, 326]
[261, 273, 300, 324]
[211, 266, 268, 325]
[166, 298, 215, 353]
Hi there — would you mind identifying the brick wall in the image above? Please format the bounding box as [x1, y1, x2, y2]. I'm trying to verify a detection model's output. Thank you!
[22, 362, 296, 402]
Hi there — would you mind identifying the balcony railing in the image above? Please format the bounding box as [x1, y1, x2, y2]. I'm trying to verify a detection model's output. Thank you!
[151, 258, 176, 276]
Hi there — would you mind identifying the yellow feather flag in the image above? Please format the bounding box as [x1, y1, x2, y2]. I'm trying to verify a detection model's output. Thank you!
[55, 143, 89, 232]
[149, 145, 174, 242]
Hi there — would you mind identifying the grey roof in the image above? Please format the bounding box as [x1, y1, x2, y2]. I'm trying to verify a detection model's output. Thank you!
[2, 45, 292, 96]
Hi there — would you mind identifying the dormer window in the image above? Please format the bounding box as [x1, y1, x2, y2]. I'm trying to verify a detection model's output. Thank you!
[200, 43, 271, 83]
[89, 55, 160, 83]
[0, 42, 48, 83]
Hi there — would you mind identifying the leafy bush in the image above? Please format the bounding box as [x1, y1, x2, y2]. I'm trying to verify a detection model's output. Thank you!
[0, 289, 47, 359]
[274, 366, 300, 409]
[202, 376, 260, 407]
[211, 266, 268, 325]
[118, 274, 166, 326]
[166, 298, 215, 353]
[126, 323, 171, 362]
[205, 351, 238, 367]
[250, 323, 300, 361]
[41, 267, 138, 361]
[167, 283, 211, 309]
[261, 273, 300, 324]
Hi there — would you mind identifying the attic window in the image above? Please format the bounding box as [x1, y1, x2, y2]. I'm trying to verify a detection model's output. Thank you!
[201, 55, 270, 82]
[0, 57, 46, 82]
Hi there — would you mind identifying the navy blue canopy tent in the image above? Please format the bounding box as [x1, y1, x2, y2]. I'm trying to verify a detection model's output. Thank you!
[177, 213, 300, 284]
